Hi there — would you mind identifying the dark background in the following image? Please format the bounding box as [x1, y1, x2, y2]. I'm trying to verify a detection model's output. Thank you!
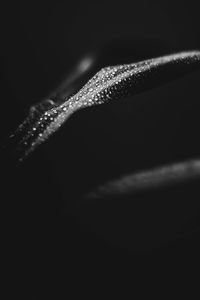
[1, 0, 200, 298]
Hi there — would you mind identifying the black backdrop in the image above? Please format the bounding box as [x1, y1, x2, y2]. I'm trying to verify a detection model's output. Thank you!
[1, 1, 200, 298]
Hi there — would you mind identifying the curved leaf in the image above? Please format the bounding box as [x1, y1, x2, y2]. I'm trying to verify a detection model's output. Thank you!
[9, 51, 200, 160]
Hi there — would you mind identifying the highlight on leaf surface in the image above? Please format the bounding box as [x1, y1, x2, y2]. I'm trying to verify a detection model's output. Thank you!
[8, 51, 200, 161]
[85, 159, 200, 200]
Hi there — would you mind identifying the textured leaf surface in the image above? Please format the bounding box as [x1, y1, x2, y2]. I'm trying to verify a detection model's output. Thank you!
[9, 51, 200, 160]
